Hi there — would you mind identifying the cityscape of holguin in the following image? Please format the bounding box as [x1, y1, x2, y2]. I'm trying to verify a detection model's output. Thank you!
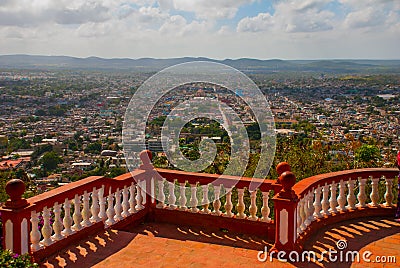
[0, 1, 399, 267]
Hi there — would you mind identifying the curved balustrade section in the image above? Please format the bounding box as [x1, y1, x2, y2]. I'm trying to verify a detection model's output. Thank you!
[292, 168, 398, 248]
[154, 168, 281, 222]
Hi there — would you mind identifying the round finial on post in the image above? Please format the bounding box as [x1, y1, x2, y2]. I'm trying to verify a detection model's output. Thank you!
[139, 150, 153, 170]
[5, 179, 28, 208]
[279, 171, 296, 192]
[278, 171, 297, 200]
[276, 162, 291, 183]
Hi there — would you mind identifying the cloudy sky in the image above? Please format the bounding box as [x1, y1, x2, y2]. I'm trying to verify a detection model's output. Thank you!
[0, 0, 399, 59]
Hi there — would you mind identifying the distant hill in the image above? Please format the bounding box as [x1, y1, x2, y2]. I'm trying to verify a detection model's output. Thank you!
[0, 54, 399, 73]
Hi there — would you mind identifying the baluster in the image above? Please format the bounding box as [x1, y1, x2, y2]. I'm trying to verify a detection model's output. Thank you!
[157, 179, 166, 208]
[41, 207, 52, 246]
[337, 180, 347, 211]
[151, 177, 155, 204]
[384, 176, 394, 207]
[383, 176, 393, 207]
[141, 180, 147, 205]
[178, 182, 187, 210]
[190, 184, 199, 213]
[129, 182, 137, 213]
[304, 192, 312, 226]
[357, 177, 367, 208]
[313, 187, 322, 218]
[213, 185, 222, 215]
[321, 183, 330, 216]
[307, 190, 315, 222]
[73, 194, 82, 231]
[62, 198, 73, 236]
[90, 188, 101, 222]
[114, 188, 123, 221]
[237, 188, 246, 219]
[370, 177, 379, 207]
[98, 186, 107, 220]
[201, 184, 210, 213]
[249, 190, 258, 221]
[167, 181, 177, 209]
[30, 211, 41, 251]
[105, 189, 115, 226]
[224, 188, 233, 217]
[296, 202, 302, 236]
[329, 182, 338, 214]
[347, 179, 356, 209]
[52, 202, 63, 241]
[300, 198, 307, 231]
[82, 191, 91, 227]
[261, 191, 271, 222]
[122, 186, 130, 217]
[136, 183, 144, 210]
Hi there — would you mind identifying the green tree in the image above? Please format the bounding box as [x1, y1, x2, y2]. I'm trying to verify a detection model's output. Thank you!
[32, 144, 53, 160]
[84, 142, 102, 154]
[355, 144, 381, 168]
[40, 151, 63, 172]
[108, 167, 127, 178]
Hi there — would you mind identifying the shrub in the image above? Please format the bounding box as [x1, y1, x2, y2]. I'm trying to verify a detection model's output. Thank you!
[0, 250, 38, 267]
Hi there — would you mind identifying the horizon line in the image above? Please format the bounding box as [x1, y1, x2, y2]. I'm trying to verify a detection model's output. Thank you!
[1, 54, 400, 61]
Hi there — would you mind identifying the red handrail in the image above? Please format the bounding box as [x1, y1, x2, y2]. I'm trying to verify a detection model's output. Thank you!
[25, 169, 146, 213]
[293, 168, 398, 199]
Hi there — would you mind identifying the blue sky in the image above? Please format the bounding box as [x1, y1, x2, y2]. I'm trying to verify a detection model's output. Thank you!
[0, 0, 399, 59]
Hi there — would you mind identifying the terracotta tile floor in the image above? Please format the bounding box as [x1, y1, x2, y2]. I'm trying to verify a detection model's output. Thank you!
[41, 216, 400, 268]
[303, 217, 400, 268]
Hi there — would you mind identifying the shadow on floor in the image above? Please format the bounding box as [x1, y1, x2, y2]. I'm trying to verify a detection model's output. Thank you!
[41, 217, 399, 268]
[41, 229, 138, 268]
[298, 217, 400, 268]
[121, 221, 274, 251]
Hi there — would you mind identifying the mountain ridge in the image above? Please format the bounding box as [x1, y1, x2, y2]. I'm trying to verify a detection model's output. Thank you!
[1, 54, 400, 73]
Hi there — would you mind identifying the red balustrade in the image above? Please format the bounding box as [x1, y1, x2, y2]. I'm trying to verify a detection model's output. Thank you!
[0, 169, 148, 261]
[0, 151, 398, 261]
[272, 167, 398, 253]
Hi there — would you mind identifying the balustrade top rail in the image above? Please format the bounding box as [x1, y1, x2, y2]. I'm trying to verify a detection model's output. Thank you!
[155, 168, 281, 192]
[21, 169, 147, 213]
[293, 168, 398, 199]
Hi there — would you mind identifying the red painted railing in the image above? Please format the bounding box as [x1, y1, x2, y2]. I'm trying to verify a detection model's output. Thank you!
[272, 167, 398, 252]
[0, 169, 148, 261]
[0, 151, 398, 261]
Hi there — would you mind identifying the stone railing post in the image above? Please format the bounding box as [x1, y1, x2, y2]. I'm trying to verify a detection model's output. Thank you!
[271, 162, 299, 253]
[139, 150, 156, 209]
[0, 179, 30, 255]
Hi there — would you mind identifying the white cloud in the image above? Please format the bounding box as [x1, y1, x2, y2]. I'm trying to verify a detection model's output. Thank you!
[343, 7, 385, 29]
[159, 15, 209, 36]
[157, 0, 174, 11]
[339, 0, 399, 33]
[137, 6, 168, 24]
[0, 0, 399, 59]
[0, 0, 112, 26]
[170, 0, 255, 20]
[237, 0, 335, 33]
[237, 13, 274, 32]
